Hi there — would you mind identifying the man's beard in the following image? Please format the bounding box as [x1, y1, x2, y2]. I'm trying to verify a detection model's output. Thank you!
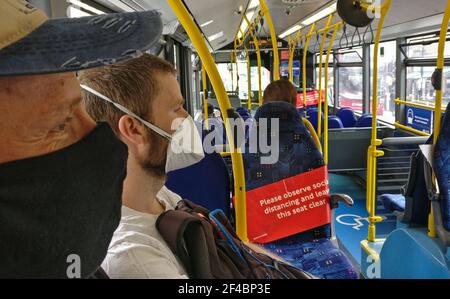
[139, 128, 168, 178]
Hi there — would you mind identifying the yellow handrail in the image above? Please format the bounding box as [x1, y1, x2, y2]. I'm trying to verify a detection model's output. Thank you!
[317, 15, 334, 139]
[394, 122, 431, 136]
[167, 0, 248, 241]
[324, 22, 342, 165]
[303, 118, 323, 154]
[245, 45, 252, 110]
[365, 0, 392, 242]
[244, 14, 263, 107]
[230, 52, 234, 92]
[202, 66, 208, 130]
[303, 23, 317, 108]
[428, 0, 450, 238]
[288, 30, 303, 83]
[395, 98, 446, 112]
[234, 40, 239, 93]
[259, 0, 279, 80]
[235, 12, 264, 49]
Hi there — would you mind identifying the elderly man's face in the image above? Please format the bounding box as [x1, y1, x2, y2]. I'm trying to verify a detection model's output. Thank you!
[0, 72, 96, 164]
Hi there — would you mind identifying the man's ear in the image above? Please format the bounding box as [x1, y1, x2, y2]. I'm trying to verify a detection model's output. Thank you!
[118, 115, 148, 147]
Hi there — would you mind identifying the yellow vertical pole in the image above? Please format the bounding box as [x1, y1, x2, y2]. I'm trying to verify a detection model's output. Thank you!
[365, 0, 391, 242]
[323, 23, 341, 165]
[234, 40, 239, 93]
[289, 37, 294, 82]
[230, 52, 234, 93]
[317, 15, 334, 138]
[303, 23, 316, 108]
[428, 0, 450, 238]
[244, 14, 263, 106]
[259, 0, 279, 80]
[168, 0, 248, 241]
[202, 66, 209, 130]
[288, 29, 303, 84]
[245, 46, 252, 110]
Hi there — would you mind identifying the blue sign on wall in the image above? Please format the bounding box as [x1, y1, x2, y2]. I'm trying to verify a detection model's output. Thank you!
[280, 60, 289, 78]
[406, 106, 433, 134]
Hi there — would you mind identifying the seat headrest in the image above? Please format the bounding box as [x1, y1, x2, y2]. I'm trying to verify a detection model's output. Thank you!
[255, 102, 300, 123]
[433, 102, 450, 231]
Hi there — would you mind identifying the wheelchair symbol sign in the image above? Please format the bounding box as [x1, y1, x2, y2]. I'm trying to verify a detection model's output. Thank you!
[336, 214, 370, 231]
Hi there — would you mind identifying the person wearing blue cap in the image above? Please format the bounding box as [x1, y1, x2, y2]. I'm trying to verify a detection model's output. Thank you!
[0, 0, 163, 278]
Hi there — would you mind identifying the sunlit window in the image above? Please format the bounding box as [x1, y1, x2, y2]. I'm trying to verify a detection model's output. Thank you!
[370, 41, 397, 123]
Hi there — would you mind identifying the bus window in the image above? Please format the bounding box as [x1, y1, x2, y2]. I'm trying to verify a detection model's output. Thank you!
[405, 37, 450, 107]
[370, 41, 397, 123]
[315, 54, 334, 104]
[336, 49, 363, 113]
[338, 66, 363, 113]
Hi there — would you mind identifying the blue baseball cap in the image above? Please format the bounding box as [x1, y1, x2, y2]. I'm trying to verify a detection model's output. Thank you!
[0, 0, 163, 76]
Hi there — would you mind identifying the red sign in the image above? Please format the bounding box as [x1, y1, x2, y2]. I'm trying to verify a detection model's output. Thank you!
[280, 50, 290, 60]
[296, 90, 325, 108]
[245, 166, 331, 244]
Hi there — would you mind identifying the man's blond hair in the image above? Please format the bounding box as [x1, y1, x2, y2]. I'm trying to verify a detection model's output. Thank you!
[79, 53, 176, 134]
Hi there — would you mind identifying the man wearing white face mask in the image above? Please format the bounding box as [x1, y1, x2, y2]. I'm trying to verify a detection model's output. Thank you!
[79, 53, 204, 279]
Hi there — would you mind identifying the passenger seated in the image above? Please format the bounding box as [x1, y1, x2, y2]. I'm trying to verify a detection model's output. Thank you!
[80, 54, 281, 278]
[80, 54, 201, 279]
[263, 79, 298, 106]
[0, 1, 162, 278]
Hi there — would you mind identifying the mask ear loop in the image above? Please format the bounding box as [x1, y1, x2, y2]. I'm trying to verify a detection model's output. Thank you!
[80, 84, 172, 140]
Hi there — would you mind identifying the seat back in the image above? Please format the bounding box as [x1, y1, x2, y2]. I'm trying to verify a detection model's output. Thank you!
[235, 107, 251, 121]
[433, 103, 450, 232]
[328, 116, 344, 129]
[337, 108, 357, 127]
[357, 114, 372, 127]
[243, 102, 330, 243]
[307, 108, 324, 133]
[166, 152, 231, 217]
[202, 117, 227, 146]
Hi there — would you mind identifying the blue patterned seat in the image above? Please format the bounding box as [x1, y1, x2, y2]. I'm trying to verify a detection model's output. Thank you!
[380, 139, 430, 225]
[166, 152, 231, 218]
[433, 103, 450, 234]
[356, 114, 372, 127]
[380, 194, 406, 212]
[337, 108, 357, 128]
[329, 116, 344, 129]
[243, 102, 358, 279]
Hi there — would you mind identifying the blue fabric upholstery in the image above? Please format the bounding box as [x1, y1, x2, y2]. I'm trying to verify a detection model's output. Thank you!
[202, 118, 227, 146]
[357, 114, 372, 127]
[380, 194, 406, 212]
[433, 103, 450, 231]
[307, 109, 324, 133]
[337, 108, 357, 128]
[235, 107, 252, 121]
[329, 116, 344, 129]
[262, 237, 358, 279]
[243, 102, 357, 279]
[166, 152, 231, 217]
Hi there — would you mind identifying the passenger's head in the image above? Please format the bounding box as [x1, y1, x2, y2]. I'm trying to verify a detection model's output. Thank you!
[80, 54, 188, 177]
[0, 0, 163, 278]
[0, 1, 163, 164]
[0, 73, 96, 163]
[203, 103, 215, 117]
[262, 79, 298, 107]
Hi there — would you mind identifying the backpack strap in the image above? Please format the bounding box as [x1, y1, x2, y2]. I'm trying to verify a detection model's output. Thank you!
[156, 209, 213, 278]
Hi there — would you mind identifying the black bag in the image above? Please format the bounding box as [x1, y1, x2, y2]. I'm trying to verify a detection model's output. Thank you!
[156, 199, 315, 279]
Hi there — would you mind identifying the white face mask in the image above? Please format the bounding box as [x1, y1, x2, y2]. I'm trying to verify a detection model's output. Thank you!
[80, 84, 205, 173]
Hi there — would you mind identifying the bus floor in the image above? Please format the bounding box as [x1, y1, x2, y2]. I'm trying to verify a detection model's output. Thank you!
[329, 173, 397, 267]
